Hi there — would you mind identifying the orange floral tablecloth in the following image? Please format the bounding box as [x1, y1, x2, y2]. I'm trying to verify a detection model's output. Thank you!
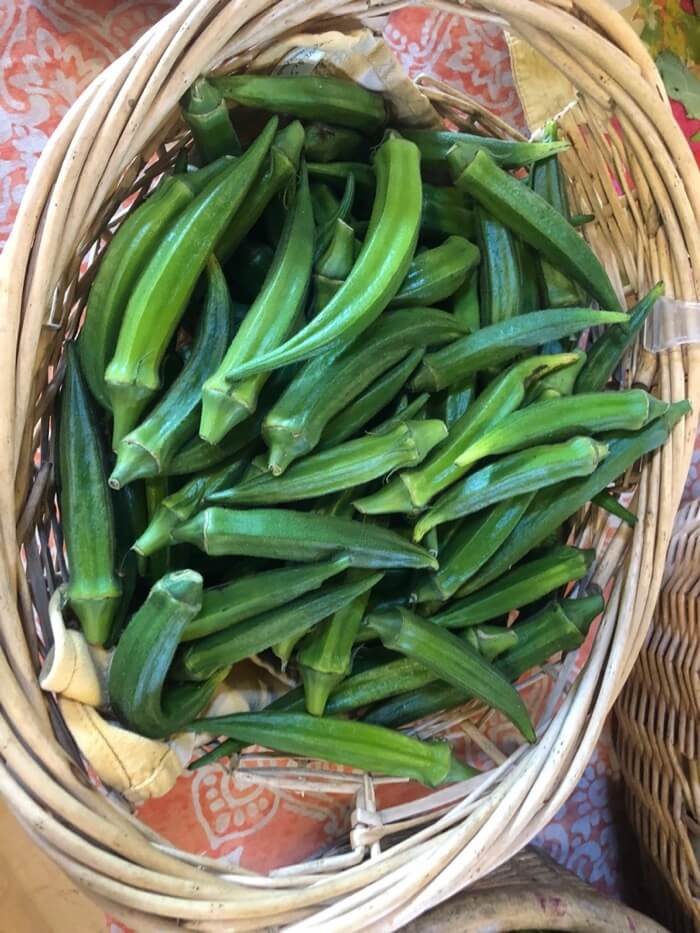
[3, 1, 700, 924]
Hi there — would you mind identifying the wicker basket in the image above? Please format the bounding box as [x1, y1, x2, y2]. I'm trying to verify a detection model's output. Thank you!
[1, 0, 699, 929]
[616, 499, 700, 933]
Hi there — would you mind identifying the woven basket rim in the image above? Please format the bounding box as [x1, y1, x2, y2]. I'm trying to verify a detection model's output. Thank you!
[1, 0, 699, 928]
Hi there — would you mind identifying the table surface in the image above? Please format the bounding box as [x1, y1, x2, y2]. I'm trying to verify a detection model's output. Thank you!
[2, 1, 699, 928]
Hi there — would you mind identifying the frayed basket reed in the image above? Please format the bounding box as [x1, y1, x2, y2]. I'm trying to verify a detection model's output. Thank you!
[0, 0, 699, 930]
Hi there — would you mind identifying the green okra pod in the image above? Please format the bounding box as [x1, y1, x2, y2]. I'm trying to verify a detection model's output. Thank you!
[412, 308, 627, 393]
[262, 307, 466, 474]
[388, 236, 479, 309]
[201, 165, 315, 444]
[450, 149, 622, 313]
[313, 218, 356, 314]
[356, 353, 580, 515]
[173, 507, 439, 570]
[106, 118, 278, 446]
[107, 481, 148, 647]
[414, 493, 535, 603]
[366, 608, 535, 742]
[324, 657, 436, 716]
[144, 477, 170, 580]
[592, 490, 637, 526]
[404, 129, 568, 174]
[525, 348, 586, 403]
[372, 392, 431, 435]
[220, 133, 422, 379]
[213, 74, 386, 132]
[315, 173, 355, 262]
[58, 345, 121, 644]
[210, 420, 446, 506]
[304, 122, 366, 162]
[298, 579, 373, 715]
[421, 184, 475, 239]
[443, 273, 480, 426]
[189, 710, 476, 786]
[464, 625, 519, 662]
[413, 436, 609, 541]
[460, 401, 690, 594]
[181, 77, 241, 162]
[110, 258, 233, 488]
[575, 283, 664, 393]
[109, 570, 223, 738]
[455, 389, 667, 471]
[307, 161, 375, 197]
[182, 556, 351, 642]
[477, 209, 521, 325]
[432, 545, 595, 628]
[175, 572, 382, 681]
[518, 240, 541, 314]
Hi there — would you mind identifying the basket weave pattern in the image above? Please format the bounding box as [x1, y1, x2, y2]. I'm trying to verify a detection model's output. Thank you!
[1, 0, 699, 929]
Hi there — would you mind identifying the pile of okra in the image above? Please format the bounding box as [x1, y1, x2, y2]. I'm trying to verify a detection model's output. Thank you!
[59, 73, 687, 789]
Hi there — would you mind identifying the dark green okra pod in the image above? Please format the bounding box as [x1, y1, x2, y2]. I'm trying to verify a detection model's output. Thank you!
[366, 608, 535, 742]
[110, 257, 233, 488]
[106, 118, 277, 446]
[404, 129, 568, 174]
[181, 77, 241, 162]
[213, 74, 386, 132]
[109, 570, 224, 738]
[175, 572, 382, 681]
[592, 490, 637, 526]
[189, 711, 476, 786]
[324, 657, 436, 716]
[443, 273, 480, 426]
[421, 185, 475, 239]
[388, 236, 479, 309]
[173, 507, 438, 570]
[58, 345, 121, 644]
[477, 209, 521, 325]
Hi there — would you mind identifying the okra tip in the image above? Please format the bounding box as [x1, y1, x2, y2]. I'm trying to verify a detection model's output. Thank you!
[200, 384, 249, 446]
[301, 666, 344, 717]
[72, 594, 121, 646]
[109, 440, 159, 490]
[445, 757, 481, 783]
[353, 478, 415, 516]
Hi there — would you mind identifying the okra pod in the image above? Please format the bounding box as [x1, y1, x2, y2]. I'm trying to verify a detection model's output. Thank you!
[461, 401, 690, 594]
[525, 348, 586, 403]
[262, 307, 466, 474]
[366, 608, 535, 741]
[307, 161, 375, 197]
[324, 657, 436, 716]
[211, 420, 446, 506]
[213, 74, 386, 132]
[443, 274, 480, 425]
[404, 129, 568, 174]
[575, 283, 664, 393]
[313, 218, 355, 313]
[107, 481, 148, 647]
[315, 173, 355, 262]
[189, 710, 475, 786]
[455, 390, 667, 471]
[109, 570, 223, 738]
[413, 308, 627, 392]
[173, 507, 439, 570]
[106, 118, 277, 446]
[221, 133, 422, 379]
[451, 149, 622, 312]
[593, 490, 637, 526]
[464, 625, 519, 661]
[110, 257, 233, 488]
[421, 184, 475, 239]
[58, 345, 121, 644]
[389, 236, 479, 308]
[304, 122, 366, 162]
[175, 572, 382, 681]
[181, 77, 241, 162]
[414, 436, 609, 541]
[182, 556, 351, 642]
[433, 545, 595, 628]
[477, 209, 521, 325]
[356, 353, 580, 515]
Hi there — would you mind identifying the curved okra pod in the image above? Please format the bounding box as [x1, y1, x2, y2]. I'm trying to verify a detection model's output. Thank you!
[108, 570, 224, 738]
[431, 545, 595, 628]
[575, 283, 664, 393]
[133, 458, 248, 557]
[413, 436, 609, 541]
[173, 507, 438, 570]
[298, 578, 373, 715]
[304, 122, 366, 162]
[213, 74, 386, 132]
[525, 348, 586, 403]
[262, 307, 466, 474]
[454, 389, 668, 471]
[592, 490, 637, 527]
[58, 345, 121, 644]
[421, 185, 475, 239]
[403, 129, 569, 174]
[307, 161, 376, 197]
[110, 258, 233, 488]
[216, 121, 304, 264]
[477, 209, 521, 325]
[324, 657, 435, 716]
[366, 608, 535, 742]
[356, 352, 581, 515]
[175, 572, 382, 681]
[220, 133, 422, 380]
[319, 351, 425, 449]
[210, 420, 446, 507]
[315, 173, 355, 262]
[182, 556, 351, 642]
[106, 118, 278, 447]
[412, 308, 627, 392]
[388, 236, 479, 308]
[313, 218, 356, 313]
[200, 165, 314, 445]
[414, 493, 535, 603]
[188, 710, 475, 786]
[460, 401, 690, 595]
[450, 149, 622, 312]
[181, 77, 241, 162]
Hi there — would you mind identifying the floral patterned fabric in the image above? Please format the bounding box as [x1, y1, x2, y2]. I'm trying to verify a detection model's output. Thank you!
[2, 1, 698, 923]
